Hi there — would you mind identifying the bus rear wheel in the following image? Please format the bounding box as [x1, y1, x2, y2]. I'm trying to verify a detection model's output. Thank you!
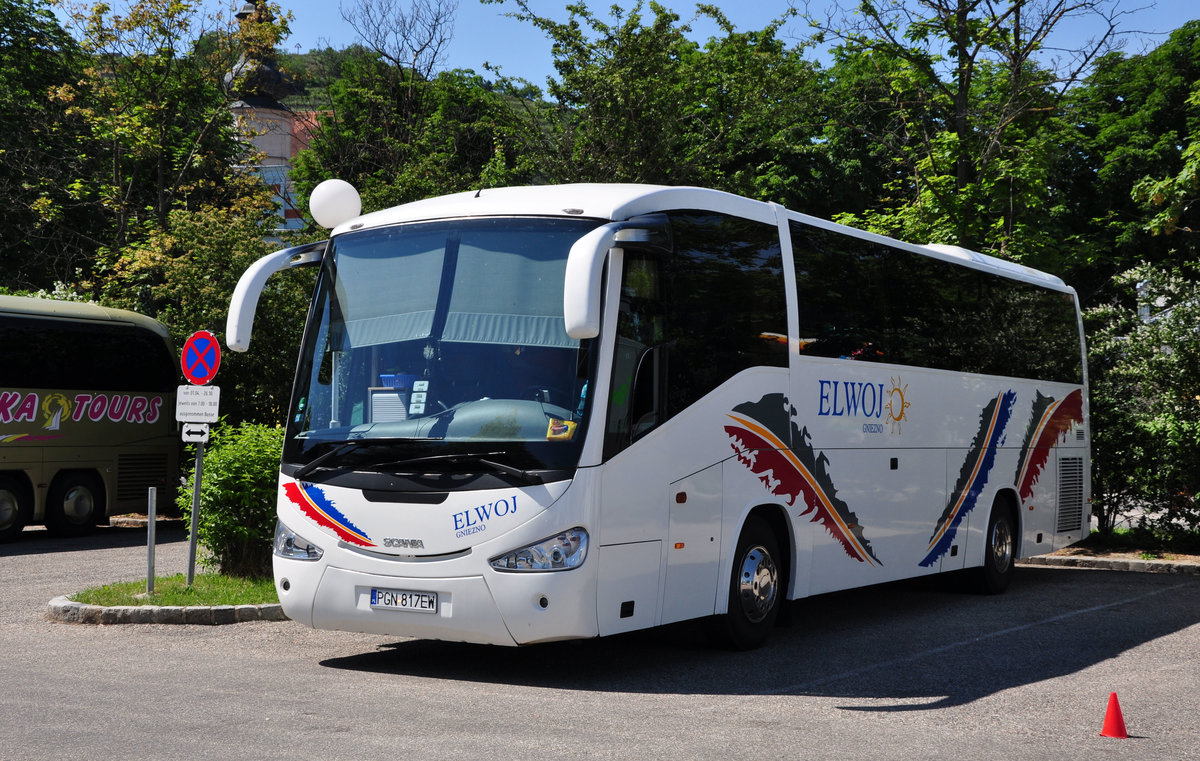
[712, 516, 783, 650]
[0, 475, 31, 542]
[45, 472, 105, 537]
[973, 502, 1017, 595]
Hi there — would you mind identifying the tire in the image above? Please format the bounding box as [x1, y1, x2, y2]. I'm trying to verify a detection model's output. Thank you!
[712, 516, 783, 650]
[973, 501, 1017, 595]
[45, 472, 105, 537]
[0, 475, 31, 543]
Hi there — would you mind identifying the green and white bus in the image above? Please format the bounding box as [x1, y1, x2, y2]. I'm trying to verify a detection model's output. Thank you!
[0, 296, 179, 540]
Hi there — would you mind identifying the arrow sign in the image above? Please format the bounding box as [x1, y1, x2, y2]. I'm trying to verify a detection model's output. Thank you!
[181, 330, 221, 385]
[181, 423, 210, 444]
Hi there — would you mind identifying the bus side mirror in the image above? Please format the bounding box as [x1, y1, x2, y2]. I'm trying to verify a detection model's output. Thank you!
[226, 241, 327, 352]
[563, 215, 670, 339]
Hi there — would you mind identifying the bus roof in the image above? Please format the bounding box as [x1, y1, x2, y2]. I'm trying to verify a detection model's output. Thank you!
[333, 183, 1068, 291]
[336, 184, 777, 231]
[0, 295, 171, 339]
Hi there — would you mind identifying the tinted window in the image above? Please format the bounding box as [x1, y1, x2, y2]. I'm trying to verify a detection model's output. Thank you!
[789, 221, 1082, 383]
[606, 212, 787, 458]
[0, 317, 177, 391]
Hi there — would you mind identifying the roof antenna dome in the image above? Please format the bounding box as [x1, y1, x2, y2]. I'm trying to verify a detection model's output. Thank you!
[310, 179, 361, 229]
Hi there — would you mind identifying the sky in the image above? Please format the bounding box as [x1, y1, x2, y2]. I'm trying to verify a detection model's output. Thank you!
[266, 0, 1200, 84]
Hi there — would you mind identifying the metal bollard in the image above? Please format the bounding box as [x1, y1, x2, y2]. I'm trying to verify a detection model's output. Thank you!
[147, 486, 157, 596]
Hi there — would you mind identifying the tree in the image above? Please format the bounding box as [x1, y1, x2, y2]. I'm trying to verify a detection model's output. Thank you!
[28, 0, 311, 423]
[342, 0, 457, 81]
[1052, 20, 1200, 301]
[0, 0, 95, 290]
[50, 0, 290, 256]
[1086, 263, 1200, 539]
[1124, 25, 1200, 240]
[97, 201, 313, 425]
[289, 55, 524, 210]
[813, 0, 1122, 257]
[287, 0, 532, 210]
[483, 1, 830, 207]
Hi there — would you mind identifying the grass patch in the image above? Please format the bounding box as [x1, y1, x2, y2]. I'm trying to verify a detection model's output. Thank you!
[1076, 526, 1200, 556]
[72, 573, 278, 607]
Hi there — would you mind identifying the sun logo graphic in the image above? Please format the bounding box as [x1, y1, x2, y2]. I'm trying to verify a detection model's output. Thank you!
[41, 394, 71, 431]
[884, 376, 910, 434]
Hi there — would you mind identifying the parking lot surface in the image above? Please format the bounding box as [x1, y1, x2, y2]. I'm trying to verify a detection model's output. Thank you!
[2, 524, 1199, 761]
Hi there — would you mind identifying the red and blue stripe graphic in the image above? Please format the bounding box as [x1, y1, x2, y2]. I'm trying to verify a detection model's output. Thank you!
[919, 390, 1016, 568]
[1015, 389, 1084, 504]
[282, 481, 375, 548]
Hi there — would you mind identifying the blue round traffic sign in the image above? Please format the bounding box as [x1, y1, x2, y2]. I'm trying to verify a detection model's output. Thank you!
[181, 330, 221, 385]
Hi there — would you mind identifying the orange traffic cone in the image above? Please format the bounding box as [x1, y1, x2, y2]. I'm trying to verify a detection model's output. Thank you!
[1100, 692, 1128, 739]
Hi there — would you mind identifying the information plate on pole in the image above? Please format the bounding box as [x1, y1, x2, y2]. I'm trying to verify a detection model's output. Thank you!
[176, 385, 220, 423]
[181, 329, 221, 385]
[181, 423, 210, 443]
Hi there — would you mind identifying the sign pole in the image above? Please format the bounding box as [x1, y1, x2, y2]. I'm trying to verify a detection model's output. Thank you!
[177, 329, 222, 588]
[186, 441, 204, 587]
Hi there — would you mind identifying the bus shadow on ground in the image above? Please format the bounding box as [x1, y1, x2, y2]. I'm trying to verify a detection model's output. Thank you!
[320, 568, 1200, 708]
[1, 522, 186, 557]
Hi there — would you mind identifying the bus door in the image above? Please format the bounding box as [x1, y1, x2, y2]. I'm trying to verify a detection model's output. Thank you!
[662, 463, 723, 625]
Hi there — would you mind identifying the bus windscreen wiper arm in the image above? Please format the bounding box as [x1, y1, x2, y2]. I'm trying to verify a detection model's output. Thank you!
[292, 440, 360, 480]
[371, 452, 543, 485]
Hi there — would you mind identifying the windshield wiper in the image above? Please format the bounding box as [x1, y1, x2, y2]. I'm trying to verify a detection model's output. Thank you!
[369, 452, 544, 485]
[292, 440, 362, 480]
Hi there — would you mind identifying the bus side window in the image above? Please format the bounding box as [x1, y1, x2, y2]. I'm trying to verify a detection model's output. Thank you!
[605, 255, 663, 457]
[603, 213, 786, 460]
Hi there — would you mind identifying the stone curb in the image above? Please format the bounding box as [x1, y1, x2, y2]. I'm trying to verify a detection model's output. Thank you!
[1017, 555, 1200, 575]
[108, 514, 184, 529]
[47, 596, 288, 625]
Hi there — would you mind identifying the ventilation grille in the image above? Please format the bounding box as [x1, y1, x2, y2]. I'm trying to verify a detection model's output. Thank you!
[1057, 457, 1085, 533]
[117, 453, 170, 502]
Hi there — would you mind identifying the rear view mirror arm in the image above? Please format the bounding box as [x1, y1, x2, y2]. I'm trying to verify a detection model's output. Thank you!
[226, 240, 327, 352]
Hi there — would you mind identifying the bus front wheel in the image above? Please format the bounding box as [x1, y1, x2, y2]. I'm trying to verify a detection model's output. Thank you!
[45, 472, 105, 537]
[0, 475, 31, 542]
[712, 516, 783, 650]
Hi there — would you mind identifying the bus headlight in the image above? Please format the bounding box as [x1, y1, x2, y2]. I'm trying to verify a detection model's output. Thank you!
[489, 528, 588, 572]
[274, 520, 324, 561]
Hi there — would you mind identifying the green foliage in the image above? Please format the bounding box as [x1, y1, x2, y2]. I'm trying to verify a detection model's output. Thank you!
[1133, 82, 1200, 237]
[52, 0, 260, 248]
[483, 1, 828, 207]
[178, 422, 284, 578]
[5, 0, 1200, 542]
[93, 202, 313, 424]
[1086, 264, 1200, 538]
[289, 48, 526, 209]
[0, 0, 93, 290]
[1065, 21, 1200, 297]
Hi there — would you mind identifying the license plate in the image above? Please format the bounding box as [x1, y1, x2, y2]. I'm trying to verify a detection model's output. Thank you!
[369, 587, 438, 614]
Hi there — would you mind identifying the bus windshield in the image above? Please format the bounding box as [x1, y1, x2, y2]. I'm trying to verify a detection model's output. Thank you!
[283, 217, 602, 480]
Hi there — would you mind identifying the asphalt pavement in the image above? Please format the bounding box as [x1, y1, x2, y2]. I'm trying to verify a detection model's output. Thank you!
[3, 522, 1200, 761]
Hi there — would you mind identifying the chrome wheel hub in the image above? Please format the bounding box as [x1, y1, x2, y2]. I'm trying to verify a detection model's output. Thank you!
[62, 486, 95, 524]
[737, 544, 778, 623]
[990, 518, 1014, 572]
[0, 490, 17, 530]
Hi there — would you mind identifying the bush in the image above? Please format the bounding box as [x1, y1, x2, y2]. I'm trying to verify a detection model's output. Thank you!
[1086, 264, 1200, 537]
[178, 422, 282, 578]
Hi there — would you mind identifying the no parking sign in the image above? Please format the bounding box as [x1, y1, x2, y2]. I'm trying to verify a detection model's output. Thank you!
[181, 330, 221, 386]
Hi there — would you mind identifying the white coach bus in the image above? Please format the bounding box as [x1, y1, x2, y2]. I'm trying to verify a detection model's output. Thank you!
[228, 182, 1089, 649]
